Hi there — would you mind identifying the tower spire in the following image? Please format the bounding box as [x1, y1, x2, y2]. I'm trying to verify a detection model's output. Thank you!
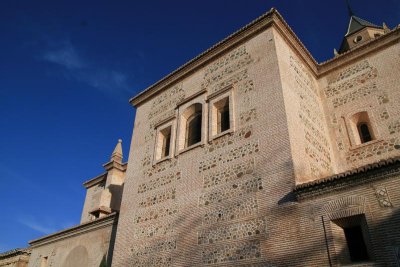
[110, 139, 123, 163]
[346, 0, 354, 17]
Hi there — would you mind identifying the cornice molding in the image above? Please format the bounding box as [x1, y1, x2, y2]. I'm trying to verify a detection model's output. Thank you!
[29, 213, 117, 247]
[294, 158, 400, 200]
[83, 172, 107, 188]
[128, 9, 400, 107]
[129, 8, 276, 107]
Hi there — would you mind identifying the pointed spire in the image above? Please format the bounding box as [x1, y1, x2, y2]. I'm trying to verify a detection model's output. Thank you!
[346, 0, 354, 17]
[111, 139, 123, 163]
[334, 48, 339, 57]
[383, 22, 390, 33]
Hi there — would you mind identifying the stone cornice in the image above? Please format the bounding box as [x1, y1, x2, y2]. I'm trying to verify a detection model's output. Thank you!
[83, 172, 107, 188]
[294, 158, 400, 200]
[29, 213, 117, 247]
[0, 248, 30, 259]
[129, 8, 323, 106]
[128, 9, 400, 108]
[129, 8, 277, 107]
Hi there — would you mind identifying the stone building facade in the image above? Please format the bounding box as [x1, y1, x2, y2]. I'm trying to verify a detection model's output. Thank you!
[3, 7, 400, 267]
[26, 140, 126, 267]
[111, 8, 400, 267]
[0, 249, 30, 267]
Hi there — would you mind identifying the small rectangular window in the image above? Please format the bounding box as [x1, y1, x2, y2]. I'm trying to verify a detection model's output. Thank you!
[161, 127, 171, 158]
[209, 93, 233, 139]
[155, 124, 174, 161]
[344, 225, 370, 262]
[350, 112, 375, 145]
[217, 98, 230, 134]
[331, 214, 372, 264]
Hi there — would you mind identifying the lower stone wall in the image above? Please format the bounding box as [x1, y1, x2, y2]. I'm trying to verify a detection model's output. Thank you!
[115, 166, 400, 267]
[28, 215, 117, 267]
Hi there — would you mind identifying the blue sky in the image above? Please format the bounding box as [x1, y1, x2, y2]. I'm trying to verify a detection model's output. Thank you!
[1, 0, 399, 252]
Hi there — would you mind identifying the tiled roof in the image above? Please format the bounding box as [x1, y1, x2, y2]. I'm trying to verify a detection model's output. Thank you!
[296, 157, 400, 190]
[346, 15, 381, 36]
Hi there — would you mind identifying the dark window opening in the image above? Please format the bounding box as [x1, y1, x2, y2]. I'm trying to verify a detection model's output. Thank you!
[358, 122, 372, 143]
[91, 211, 100, 219]
[160, 126, 172, 158]
[344, 225, 370, 262]
[186, 112, 202, 147]
[217, 99, 230, 133]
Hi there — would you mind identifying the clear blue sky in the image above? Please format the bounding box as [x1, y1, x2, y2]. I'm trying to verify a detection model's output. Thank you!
[1, 0, 399, 252]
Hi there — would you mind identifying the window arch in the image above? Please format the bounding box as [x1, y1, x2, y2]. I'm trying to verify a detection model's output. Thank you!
[181, 103, 203, 149]
[186, 111, 202, 147]
[350, 112, 375, 145]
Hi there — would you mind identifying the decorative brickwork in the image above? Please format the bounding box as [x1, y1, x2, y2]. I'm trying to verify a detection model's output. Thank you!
[209, 69, 249, 95]
[204, 46, 247, 76]
[332, 83, 377, 108]
[130, 256, 172, 267]
[199, 141, 259, 172]
[138, 172, 181, 193]
[389, 120, 400, 134]
[374, 187, 392, 207]
[334, 61, 371, 82]
[346, 138, 400, 162]
[131, 239, 176, 257]
[144, 159, 177, 177]
[325, 68, 377, 98]
[148, 84, 184, 120]
[202, 197, 258, 225]
[239, 109, 257, 125]
[199, 176, 262, 207]
[323, 196, 366, 220]
[201, 240, 261, 265]
[141, 145, 151, 167]
[205, 126, 253, 154]
[290, 55, 332, 177]
[133, 222, 175, 239]
[377, 91, 390, 104]
[202, 45, 253, 90]
[380, 108, 390, 120]
[134, 203, 178, 224]
[198, 218, 266, 245]
[138, 187, 176, 207]
[202, 159, 255, 189]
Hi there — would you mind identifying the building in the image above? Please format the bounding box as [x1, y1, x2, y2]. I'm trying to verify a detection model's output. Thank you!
[26, 140, 126, 267]
[3, 7, 400, 267]
[0, 248, 30, 267]
[112, 8, 400, 267]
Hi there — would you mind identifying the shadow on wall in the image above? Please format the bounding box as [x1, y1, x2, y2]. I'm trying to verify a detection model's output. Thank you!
[109, 183, 124, 212]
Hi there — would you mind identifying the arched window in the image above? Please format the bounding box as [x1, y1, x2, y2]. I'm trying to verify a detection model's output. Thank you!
[350, 112, 375, 145]
[357, 122, 372, 143]
[186, 112, 202, 147]
[180, 103, 203, 149]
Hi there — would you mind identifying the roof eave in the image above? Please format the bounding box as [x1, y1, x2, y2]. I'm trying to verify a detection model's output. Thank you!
[128, 8, 318, 107]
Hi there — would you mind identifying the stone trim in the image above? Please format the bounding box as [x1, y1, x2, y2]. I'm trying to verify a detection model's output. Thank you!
[130, 8, 314, 107]
[0, 248, 30, 259]
[294, 157, 400, 200]
[129, 8, 400, 108]
[82, 172, 107, 188]
[29, 213, 117, 247]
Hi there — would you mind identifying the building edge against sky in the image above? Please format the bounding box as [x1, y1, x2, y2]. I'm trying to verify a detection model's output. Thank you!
[1, 6, 400, 267]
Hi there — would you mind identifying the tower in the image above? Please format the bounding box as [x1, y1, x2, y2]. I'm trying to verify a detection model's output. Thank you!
[338, 1, 387, 53]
